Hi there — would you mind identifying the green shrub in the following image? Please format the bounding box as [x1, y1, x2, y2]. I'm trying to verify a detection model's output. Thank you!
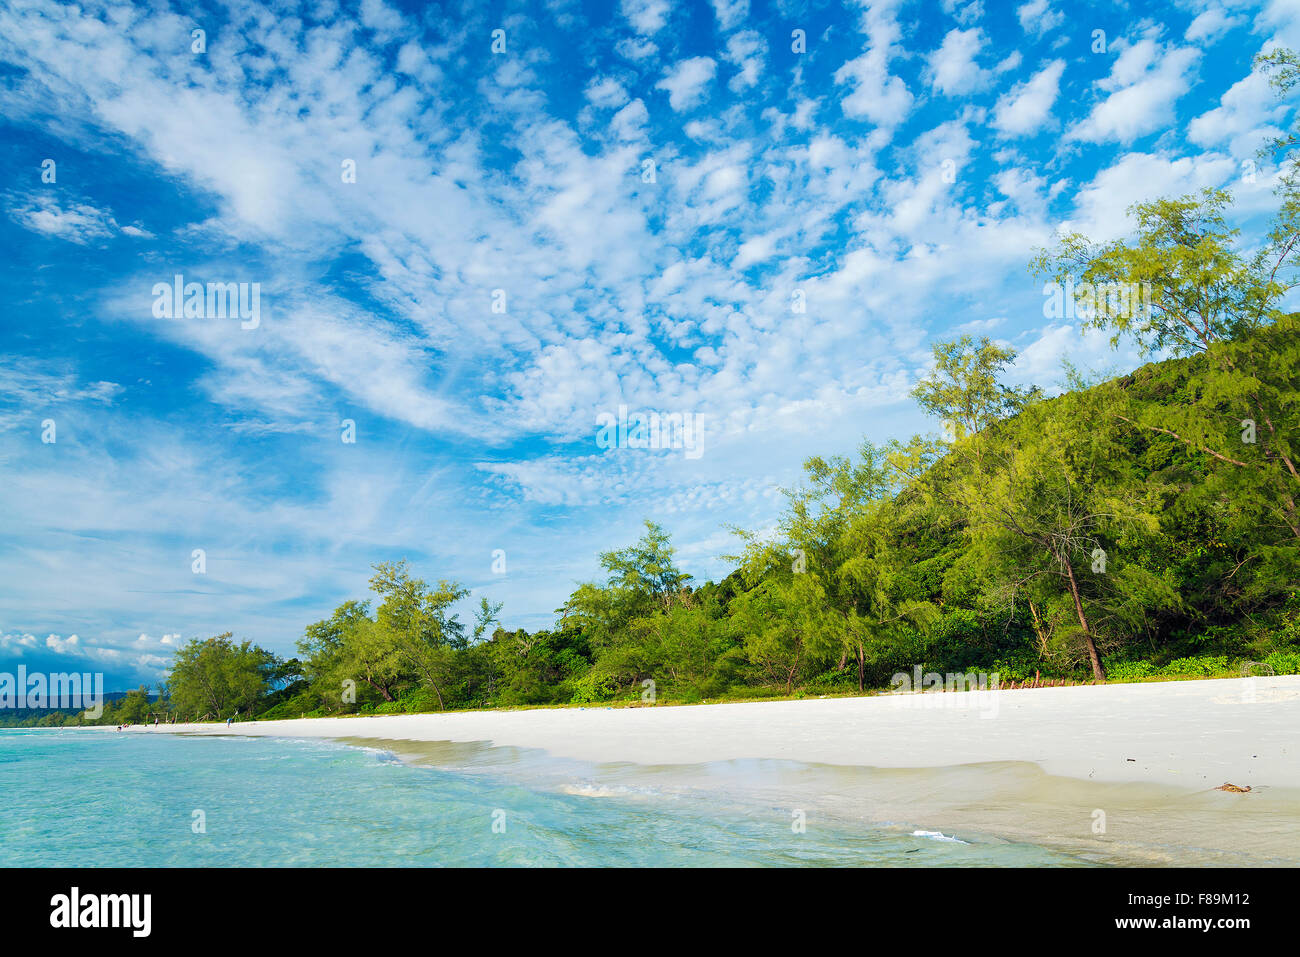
[1161, 655, 1230, 677]
[399, 688, 444, 713]
[566, 670, 619, 705]
[1262, 650, 1300, 674]
[800, 670, 857, 695]
[1105, 660, 1157, 681]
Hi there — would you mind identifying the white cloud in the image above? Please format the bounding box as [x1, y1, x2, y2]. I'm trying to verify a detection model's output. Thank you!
[1009, 323, 1140, 392]
[836, 53, 913, 127]
[1188, 68, 1287, 156]
[0, 359, 123, 429]
[616, 36, 657, 60]
[723, 30, 767, 91]
[956, 315, 1005, 334]
[0, 631, 172, 679]
[585, 76, 629, 108]
[1256, 0, 1300, 49]
[1070, 34, 1200, 143]
[7, 195, 121, 245]
[710, 0, 749, 33]
[1064, 150, 1238, 241]
[926, 28, 992, 96]
[656, 57, 717, 111]
[621, 0, 669, 35]
[610, 97, 650, 140]
[359, 0, 405, 35]
[941, 0, 985, 27]
[1017, 0, 1064, 36]
[733, 231, 778, 269]
[993, 59, 1065, 136]
[1185, 7, 1241, 44]
[834, 0, 913, 128]
[995, 50, 1023, 74]
[993, 166, 1048, 217]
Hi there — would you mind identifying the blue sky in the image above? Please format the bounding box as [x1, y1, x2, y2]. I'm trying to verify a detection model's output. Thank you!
[1, 0, 1296, 689]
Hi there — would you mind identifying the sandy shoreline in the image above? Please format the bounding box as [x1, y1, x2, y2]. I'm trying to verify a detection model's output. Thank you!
[117, 676, 1300, 865]
[136, 675, 1300, 789]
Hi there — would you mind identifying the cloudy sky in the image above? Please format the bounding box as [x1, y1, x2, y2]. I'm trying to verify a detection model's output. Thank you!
[1, 0, 1296, 688]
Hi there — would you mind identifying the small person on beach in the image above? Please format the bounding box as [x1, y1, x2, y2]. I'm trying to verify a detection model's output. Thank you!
[226, 716, 232, 728]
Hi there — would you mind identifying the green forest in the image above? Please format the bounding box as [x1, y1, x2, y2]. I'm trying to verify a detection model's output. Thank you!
[44, 54, 1300, 728]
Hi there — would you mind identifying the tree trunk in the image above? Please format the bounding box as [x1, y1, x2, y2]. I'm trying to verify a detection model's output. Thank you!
[1028, 600, 1049, 657]
[363, 676, 394, 702]
[856, 644, 865, 693]
[1063, 560, 1106, 681]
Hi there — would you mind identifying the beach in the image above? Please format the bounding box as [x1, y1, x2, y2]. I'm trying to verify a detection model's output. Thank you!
[133, 675, 1300, 865]
[144, 676, 1300, 788]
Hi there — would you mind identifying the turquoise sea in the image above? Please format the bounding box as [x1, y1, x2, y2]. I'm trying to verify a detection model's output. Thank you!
[0, 728, 1084, 866]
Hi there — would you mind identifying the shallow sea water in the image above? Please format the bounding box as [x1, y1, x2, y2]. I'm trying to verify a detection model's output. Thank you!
[0, 728, 1087, 866]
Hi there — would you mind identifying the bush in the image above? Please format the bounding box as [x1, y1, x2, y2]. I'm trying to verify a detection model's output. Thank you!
[988, 655, 1052, 684]
[800, 670, 857, 696]
[399, 688, 444, 713]
[255, 689, 320, 721]
[1161, 655, 1231, 677]
[1262, 650, 1300, 674]
[1105, 660, 1157, 681]
[566, 670, 619, 704]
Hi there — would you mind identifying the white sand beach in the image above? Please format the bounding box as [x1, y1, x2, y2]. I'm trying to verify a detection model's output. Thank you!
[137, 675, 1300, 864]
[147, 675, 1299, 787]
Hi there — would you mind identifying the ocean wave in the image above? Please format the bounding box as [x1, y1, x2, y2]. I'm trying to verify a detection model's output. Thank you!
[560, 782, 644, 798]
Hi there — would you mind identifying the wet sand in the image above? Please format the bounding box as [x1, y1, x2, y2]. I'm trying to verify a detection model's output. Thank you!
[340, 736, 1300, 866]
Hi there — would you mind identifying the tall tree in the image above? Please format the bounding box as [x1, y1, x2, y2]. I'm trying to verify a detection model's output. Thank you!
[599, 520, 693, 613]
[1032, 189, 1300, 544]
[911, 335, 1040, 442]
[953, 384, 1179, 679]
[369, 560, 468, 710]
[167, 633, 280, 720]
[773, 443, 935, 690]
